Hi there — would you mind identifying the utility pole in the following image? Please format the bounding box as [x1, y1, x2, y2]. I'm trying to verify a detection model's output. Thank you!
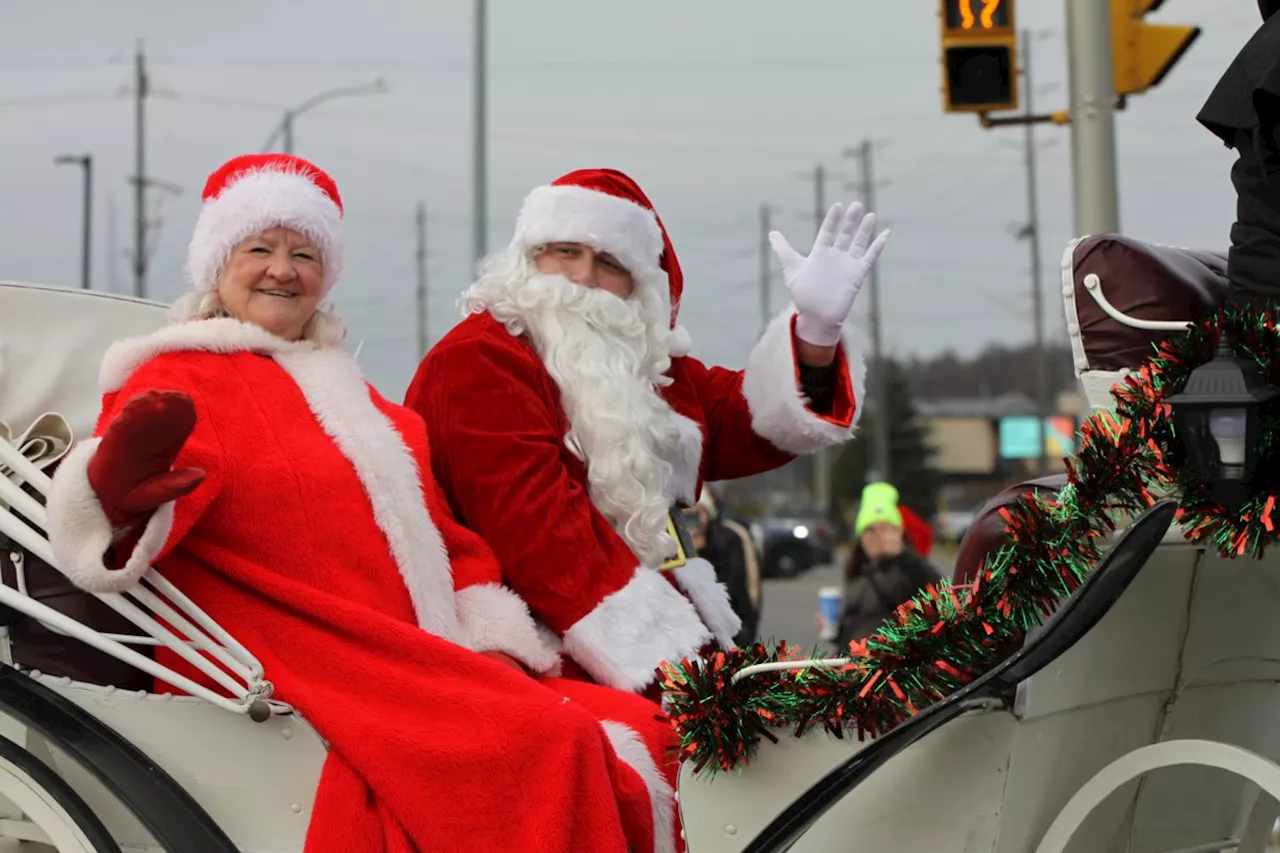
[416, 202, 429, 358]
[55, 154, 92, 290]
[811, 166, 834, 516]
[282, 112, 295, 156]
[759, 204, 772, 335]
[1022, 31, 1051, 475]
[852, 139, 891, 485]
[132, 39, 149, 298]
[106, 191, 118, 294]
[1066, 0, 1120, 236]
[472, 0, 488, 268]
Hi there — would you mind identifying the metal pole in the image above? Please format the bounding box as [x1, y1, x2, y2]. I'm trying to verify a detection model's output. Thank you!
[472, 0, 488, 268]
[1023, 31, 1050, 475]
[81, 155, 92, 290]
[282, 112, 294, 156]
[857, 139, 891, 484]
[1066, 0, 1120, 236]
[416, 202, 428, 358]
[106, 191, 117, 294]
[759, 204, 772, 335]
[812, 166, 833, 514]
[133, 40, 148, 298]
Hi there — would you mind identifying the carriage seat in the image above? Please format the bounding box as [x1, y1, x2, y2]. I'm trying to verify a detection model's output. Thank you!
[1063, 234, 1228, 410]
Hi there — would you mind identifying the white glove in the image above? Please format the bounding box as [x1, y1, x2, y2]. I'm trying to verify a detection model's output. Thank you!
[768, 202, 890, 347]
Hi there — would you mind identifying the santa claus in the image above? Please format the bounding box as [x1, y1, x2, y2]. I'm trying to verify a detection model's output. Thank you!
[406, 168, 888, 695]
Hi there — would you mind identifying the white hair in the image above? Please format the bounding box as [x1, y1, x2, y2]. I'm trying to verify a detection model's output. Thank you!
[167, 289, 348, 349]
[460, 245, 687, 565]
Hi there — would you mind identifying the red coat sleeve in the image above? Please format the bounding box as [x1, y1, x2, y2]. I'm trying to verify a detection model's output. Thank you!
[696, 309, 864, 481]
[46, 356, 226, 594]
[407, 326, 712, 693]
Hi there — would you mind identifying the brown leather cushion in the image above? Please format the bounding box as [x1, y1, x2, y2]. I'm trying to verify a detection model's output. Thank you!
[0, 465, 153, 690]
[952, 475, 1069, 586]
[1069, 235, 1228, 373]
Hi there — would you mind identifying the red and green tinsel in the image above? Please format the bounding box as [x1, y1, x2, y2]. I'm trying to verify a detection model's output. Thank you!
[663, 299, 1280, 776]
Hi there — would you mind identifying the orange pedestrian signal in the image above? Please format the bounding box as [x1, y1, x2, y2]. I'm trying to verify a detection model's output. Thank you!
[939, 0, 1018, 113]
[943, 0, 1011, 31]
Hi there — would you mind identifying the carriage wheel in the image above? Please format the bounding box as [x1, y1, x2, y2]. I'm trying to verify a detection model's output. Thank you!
[0, 736, 118, 852]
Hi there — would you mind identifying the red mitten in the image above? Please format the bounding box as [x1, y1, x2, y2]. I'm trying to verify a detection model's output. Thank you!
[87, 390, 206, 531]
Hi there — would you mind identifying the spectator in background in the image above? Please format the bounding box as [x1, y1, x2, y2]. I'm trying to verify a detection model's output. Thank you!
[684, 488, 762, 645]
[835, 482, 939, 647]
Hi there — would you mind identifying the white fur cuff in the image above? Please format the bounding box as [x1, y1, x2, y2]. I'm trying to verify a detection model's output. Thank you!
[562, 567, 712, 693]
[456, 582, 563, 675]
[742, 307, 865, 455]
[46, 438, 174, 593]
[671, 557, 741, 649]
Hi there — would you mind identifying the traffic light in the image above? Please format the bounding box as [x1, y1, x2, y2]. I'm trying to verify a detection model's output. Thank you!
[939, 0, 1019, 113]
[1111, 0, 1201, 97]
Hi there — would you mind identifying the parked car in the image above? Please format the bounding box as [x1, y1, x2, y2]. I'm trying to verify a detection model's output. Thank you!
[750, 513, 836, 578]
[936, 507, 979, 545]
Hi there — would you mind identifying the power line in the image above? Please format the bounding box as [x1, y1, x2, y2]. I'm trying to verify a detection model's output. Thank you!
[139, 55, 942, 73]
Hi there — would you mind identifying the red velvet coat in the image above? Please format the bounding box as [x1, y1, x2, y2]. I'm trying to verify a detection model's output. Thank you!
[406, 307, 864, 693]
[45, 318, 678, 853]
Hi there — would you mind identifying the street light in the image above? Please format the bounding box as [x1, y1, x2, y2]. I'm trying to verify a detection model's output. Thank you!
[1165, 331, 1280, 511]
[262, 74, 388, 155]
[54, 154, 92, 291]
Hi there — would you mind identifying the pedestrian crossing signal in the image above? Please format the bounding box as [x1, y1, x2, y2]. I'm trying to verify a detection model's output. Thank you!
[939, 0, 1019, 113]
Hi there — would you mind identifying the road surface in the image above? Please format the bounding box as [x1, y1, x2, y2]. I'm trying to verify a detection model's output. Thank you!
[754, 550, 957, 653]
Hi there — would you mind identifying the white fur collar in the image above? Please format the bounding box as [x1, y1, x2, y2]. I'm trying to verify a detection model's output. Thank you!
[100, 318, 317, 393]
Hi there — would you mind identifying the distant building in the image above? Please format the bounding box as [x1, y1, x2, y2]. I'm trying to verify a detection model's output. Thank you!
[920, 389, 1086, 515]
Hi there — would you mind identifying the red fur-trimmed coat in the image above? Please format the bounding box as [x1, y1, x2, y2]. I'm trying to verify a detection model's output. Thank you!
[406, 307, 865, 693]
[44, 317, 680, 853]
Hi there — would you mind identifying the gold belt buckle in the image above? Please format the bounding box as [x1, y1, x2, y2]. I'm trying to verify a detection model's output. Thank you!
[660, 506, 697, 571]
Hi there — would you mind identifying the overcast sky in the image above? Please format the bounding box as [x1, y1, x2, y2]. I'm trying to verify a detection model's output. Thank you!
[0, 0, 1261, 397]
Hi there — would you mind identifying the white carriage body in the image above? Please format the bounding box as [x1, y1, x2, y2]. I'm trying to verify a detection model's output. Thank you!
[681, 531, 1280, 852]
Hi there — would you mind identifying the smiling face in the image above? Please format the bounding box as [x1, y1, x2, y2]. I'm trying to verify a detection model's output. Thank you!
[215, 227, 324, 341]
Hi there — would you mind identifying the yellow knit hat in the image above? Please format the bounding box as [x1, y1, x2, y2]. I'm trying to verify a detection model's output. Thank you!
[855, 482, 903, 535]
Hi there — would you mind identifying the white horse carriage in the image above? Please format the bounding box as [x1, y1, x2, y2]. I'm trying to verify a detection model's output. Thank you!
[0, 232, 1277, 852]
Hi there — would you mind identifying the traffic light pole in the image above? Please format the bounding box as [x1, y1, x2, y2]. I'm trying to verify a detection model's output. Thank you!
[1065, 0, 1121, 237]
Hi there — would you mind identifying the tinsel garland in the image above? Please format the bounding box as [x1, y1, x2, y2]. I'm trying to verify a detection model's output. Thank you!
[662, 299, 1280, 777]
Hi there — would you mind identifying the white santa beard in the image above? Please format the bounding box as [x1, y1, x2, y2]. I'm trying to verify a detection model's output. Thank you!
[472, 269, 685, 566]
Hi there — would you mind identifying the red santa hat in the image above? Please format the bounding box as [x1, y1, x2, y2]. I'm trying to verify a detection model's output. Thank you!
[186, 153, 346, 295]
[511, 168, 691, 354]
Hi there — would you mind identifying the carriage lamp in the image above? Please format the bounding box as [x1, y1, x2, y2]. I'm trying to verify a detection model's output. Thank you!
[1164, 333, 1280, 510]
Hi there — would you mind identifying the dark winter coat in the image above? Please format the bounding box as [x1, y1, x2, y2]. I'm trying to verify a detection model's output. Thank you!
[837, 541, 937, 646]
[700, 516, 762, 646]
[1197, 10, 1280, 302]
